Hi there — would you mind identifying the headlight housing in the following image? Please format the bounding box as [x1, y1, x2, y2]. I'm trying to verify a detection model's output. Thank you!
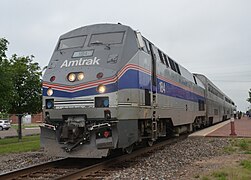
[67, 72, 84, 82]
[68, 73, 76, 82]
[95, 97, 109, 107]
[45, 99, 54, 109]
[97, 84, 106, 93]
[50, 76, 56, 82]
[77, 72, 85, 81]
[47, 88, 53, 96]
[96, 72, 103, 79]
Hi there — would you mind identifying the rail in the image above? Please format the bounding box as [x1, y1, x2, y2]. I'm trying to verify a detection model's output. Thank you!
[57, 135, 188, 179]
[0, 135, 187, 180]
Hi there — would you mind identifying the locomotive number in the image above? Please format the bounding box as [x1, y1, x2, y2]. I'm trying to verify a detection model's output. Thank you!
[159, 82, 166, 94]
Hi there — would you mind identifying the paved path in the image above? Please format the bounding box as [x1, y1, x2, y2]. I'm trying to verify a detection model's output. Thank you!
[207, 116, 251, 137]
[0, 127, 40, 139]
[190, 116, 251, 138]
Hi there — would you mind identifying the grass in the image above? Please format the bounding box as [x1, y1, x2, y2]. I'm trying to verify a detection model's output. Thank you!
[212, 171, 228, 180]
[224, 138, 251, 154]
[239, 140, 250, 151]
[240, 160, 251, 170]
[200, 166, 251, 180]
[201, 138, 251, 180]
[201, 177, 210, 180]
[0, 135, 40, 154]
[223, 145, 237, 154]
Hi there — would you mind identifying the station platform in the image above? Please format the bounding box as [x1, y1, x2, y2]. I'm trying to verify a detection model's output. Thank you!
[189, 116, 251, 138]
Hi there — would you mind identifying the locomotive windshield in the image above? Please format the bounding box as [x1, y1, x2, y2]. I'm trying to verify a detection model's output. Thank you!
[89, 32, 124, 45]
[58, 35, 87, 50]
[47, 28, 137, 72]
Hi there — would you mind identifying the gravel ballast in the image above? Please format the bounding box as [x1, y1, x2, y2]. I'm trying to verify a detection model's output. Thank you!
[0, 137, 230, 179]
[106, 137, 230, 179]
[0, 152, 59, 174]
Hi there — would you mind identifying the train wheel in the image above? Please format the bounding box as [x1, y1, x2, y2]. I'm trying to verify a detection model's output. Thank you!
[123, 144, 134, 154]
[147, 140, 154, 147]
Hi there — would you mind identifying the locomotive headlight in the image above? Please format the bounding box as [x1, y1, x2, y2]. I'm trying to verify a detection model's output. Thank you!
[77, 72, 85, 81]
[68, 73, 76, 82]
[47, 88, 53, 96]
[97, 84, 106, 93]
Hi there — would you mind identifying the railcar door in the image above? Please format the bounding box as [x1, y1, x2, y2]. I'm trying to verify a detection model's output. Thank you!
[148, 43, 157, 101]
[148, 43, 158, 140]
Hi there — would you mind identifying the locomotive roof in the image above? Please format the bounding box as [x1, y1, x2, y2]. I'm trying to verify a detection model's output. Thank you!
[59, 23, 131, 39]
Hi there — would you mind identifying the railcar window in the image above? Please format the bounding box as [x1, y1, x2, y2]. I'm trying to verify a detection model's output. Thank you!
[198, 100, 205, 111]
[157, 49, 165, 64]
[208, 83, 224, 99]
[193, 76, 197, 84]
[168, 57, 177, 72]
[175, 62, 181, 75]
[143, 39, 150, 53]
[214, 109, 219, 115]
[163, 54, 169, 68]
[225, 97, 232, 104]
[58, 36, 87, 50]
[89, 32, 124, 45]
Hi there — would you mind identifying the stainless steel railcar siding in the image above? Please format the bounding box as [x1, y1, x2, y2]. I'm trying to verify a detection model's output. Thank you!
[194, 74, 234, 123]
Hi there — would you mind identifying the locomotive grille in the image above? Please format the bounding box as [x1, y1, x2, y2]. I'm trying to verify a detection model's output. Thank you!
[54, 98, 94, 109]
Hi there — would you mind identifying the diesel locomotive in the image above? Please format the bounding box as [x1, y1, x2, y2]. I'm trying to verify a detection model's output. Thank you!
[41, 23, 235, 158]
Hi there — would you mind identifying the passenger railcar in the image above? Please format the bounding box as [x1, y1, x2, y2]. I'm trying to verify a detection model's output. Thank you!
[41, 23, 235, 158]
[194, 74, 235, 124]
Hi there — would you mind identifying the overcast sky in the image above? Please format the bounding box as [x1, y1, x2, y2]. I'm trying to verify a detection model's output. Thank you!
[1, 0, 250, 111]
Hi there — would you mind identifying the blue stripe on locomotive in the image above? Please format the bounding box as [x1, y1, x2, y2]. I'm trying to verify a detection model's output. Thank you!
[43, 69, 205, 102]
[42, 83, 117, 98]
[118, 69, 139, 89]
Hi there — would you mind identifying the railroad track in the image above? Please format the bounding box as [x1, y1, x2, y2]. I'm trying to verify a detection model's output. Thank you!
[0, 158, 102, 180]
[58, 135, 188, 179]
[0, 135, 187, 180]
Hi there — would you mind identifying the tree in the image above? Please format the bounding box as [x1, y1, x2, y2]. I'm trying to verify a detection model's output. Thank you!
[0, 38, 13, 112]
[9, 54, 42, 115]
[8, 55, 42, 140]
[1, 38, 42, 114]
[0, 38, 42, 139]
[0, 38, 8, 60]
[247, 89, 251, 104]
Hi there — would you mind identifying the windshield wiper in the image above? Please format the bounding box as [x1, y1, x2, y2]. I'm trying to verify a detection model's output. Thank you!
[90, 41, 110, 50]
